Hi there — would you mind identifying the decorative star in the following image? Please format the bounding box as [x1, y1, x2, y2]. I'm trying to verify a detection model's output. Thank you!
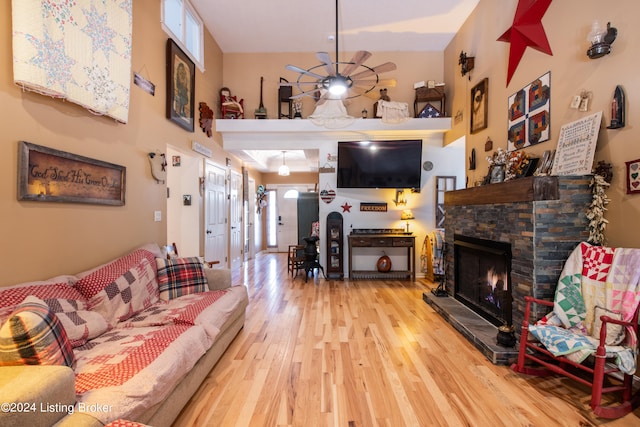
[341, 202, 352, 213]
[497, 0, 553, 86]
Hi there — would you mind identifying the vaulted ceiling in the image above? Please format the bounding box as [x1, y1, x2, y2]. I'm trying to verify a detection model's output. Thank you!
[190, 0, 480, 173]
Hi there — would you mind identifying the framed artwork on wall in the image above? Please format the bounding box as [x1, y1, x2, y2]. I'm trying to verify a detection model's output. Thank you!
[166, 39, 195, 132]
[17, 141, 126, 206]
[507, 71, 550, 151]
[470, 78, 488, 134]
[625, 158, 640, 194]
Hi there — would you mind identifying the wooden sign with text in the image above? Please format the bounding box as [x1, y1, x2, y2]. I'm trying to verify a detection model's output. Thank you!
[18, 141, 126, 206]
[360, 202, 387, 212]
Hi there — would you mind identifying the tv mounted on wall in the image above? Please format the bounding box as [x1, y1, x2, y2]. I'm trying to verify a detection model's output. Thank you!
[336, 140, 423, 189]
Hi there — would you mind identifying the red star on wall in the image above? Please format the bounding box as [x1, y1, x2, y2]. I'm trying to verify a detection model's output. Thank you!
[341, 202, 352, 213]
[497, 0, 553, 86]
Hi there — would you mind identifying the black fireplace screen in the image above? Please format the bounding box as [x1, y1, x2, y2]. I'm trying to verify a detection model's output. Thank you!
[454, 235, 512, 326]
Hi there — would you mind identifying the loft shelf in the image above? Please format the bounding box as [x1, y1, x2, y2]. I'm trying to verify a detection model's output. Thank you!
[216, 118, 451, 148]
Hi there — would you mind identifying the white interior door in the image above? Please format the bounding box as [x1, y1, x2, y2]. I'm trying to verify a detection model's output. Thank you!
[276, 186, 304, 252]
[229, 170, 243, 269]
[204, 160, 227, 267]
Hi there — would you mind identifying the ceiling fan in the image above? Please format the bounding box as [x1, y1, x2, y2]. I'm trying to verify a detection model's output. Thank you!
[283, 0, 397, 103]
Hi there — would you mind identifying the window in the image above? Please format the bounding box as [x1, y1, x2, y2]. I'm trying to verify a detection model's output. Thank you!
[162, 0, 204, 71]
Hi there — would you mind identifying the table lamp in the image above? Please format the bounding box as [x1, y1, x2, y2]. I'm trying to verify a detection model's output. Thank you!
[401, 209, 415, 233]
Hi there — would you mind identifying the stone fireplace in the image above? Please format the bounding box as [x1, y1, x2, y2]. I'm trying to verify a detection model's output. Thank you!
[423, 175, 591, 364]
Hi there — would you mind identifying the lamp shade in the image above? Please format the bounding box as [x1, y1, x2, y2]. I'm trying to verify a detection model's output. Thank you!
[401, 210, 415, 220]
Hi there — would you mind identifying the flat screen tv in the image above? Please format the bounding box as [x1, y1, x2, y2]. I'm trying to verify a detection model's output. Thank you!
[336, 140, 422, 189]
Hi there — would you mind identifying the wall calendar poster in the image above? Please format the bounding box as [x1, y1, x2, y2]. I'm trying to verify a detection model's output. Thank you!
[507, 71, 551, 151]
[551, 111, 602, 176]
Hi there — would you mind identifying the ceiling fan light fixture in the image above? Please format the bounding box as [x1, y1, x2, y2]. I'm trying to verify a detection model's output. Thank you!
[326, 75, 350, 96]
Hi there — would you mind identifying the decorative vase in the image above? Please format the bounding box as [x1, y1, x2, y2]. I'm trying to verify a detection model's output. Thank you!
[376, 255, 392, 272]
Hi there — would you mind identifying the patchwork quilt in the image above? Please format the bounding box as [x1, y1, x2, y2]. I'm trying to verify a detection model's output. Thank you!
[529, 242, 640, 374]
[73, 287, 245, 424]
[12, 0, 132, 122]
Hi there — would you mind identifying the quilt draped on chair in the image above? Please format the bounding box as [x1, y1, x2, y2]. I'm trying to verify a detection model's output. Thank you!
[529, 242, 640, 374]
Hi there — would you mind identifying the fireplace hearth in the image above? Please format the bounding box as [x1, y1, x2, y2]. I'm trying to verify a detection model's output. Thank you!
[454, 235, 511, 327]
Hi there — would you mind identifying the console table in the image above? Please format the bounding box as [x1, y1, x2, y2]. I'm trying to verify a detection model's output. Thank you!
[348, 234, 416, 280]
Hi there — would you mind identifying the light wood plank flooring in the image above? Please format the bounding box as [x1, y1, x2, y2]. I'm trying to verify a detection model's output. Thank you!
[173, 252, 640, 426]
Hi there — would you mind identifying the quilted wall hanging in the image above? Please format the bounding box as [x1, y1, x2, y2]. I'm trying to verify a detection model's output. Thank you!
[507, 71, 550, 151]
[12, 0, 133, 123]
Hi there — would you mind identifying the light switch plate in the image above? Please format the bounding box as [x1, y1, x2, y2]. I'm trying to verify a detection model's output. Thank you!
[154, 211, 162, 222]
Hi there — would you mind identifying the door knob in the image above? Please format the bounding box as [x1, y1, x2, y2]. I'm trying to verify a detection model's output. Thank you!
[206, 230, 212, 234]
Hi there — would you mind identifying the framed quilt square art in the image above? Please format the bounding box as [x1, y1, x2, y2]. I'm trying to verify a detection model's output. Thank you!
[507, 71, 551, 151]
[625, 159, 640, 194]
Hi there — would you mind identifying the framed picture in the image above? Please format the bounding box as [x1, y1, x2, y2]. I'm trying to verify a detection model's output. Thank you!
[18, 141, 125, 206]
[470, 78, 488, 134]
[507, 71, 551, 151]
[625, 158, 640, 194]
[489, 164, 505, 184]
[166, 39, 195, 132]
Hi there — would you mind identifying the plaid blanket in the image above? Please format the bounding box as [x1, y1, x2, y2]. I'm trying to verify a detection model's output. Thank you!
[529, 242, 640, 374]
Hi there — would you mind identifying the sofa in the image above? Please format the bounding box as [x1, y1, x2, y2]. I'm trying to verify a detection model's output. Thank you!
[0, 243, 249, 427]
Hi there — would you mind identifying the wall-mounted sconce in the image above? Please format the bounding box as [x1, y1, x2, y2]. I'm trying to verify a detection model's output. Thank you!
[392, 189, 406, 206]
[459, 51, 475, 79]
[587, 21, 617, 59]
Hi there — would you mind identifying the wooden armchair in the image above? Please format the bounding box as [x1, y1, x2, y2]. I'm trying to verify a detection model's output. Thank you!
[220, 87, 244, 119]
[511, 242, 640, 418]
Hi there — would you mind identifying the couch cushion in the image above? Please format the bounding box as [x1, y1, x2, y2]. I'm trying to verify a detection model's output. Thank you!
[75, 249, 160, 327]
[0, 296, 75, 368]
[73, 324, 210, 424]
[156, 257, 207, 301]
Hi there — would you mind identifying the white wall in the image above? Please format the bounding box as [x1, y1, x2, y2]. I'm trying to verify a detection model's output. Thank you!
[318, 136, 465, 277]
[166, 146, 201, 257]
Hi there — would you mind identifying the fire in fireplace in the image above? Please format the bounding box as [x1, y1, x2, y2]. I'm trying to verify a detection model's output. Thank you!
[454, 235, 512, 326]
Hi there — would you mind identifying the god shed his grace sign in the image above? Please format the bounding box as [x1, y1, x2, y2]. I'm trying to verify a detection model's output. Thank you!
[18, 141, 126, 206]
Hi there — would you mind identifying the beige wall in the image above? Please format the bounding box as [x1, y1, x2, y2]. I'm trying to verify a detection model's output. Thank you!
[0, 0, 261, 286]
[444, 0, 640, 247]
[222, 51, 445, 119]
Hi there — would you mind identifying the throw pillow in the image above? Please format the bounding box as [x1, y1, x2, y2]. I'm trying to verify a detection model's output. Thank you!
[45, 298, 109, 347]
[0, 279, 82, 323]
[156, 257, 207, 301]
[0, 296, 75, 368]
[593, 306, 626, 346]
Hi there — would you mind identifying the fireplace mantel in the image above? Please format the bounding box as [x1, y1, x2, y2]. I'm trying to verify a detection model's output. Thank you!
[445, 176, 560, 206]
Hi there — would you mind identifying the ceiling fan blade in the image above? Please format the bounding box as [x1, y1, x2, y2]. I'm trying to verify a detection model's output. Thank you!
[285, 64, 326, 80]
[279, 81, 321, 86]
[289, 88, 320, 99]
[316, 52, 336, 76]
[348, 85, 381, 99]
[352, 78, 397, 88]
[349, 62, 397, 80]
[341, 51, 372, 76]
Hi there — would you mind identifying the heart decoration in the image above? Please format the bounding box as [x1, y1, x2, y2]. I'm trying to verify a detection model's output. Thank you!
[632, 173, 639, 180]
[631, 163, 639, 171]
[633, 182, 639, 188]
[320, 189, 336, 204]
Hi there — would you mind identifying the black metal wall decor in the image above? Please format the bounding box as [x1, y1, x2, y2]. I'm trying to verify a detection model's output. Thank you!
[607, 85, 625, 129]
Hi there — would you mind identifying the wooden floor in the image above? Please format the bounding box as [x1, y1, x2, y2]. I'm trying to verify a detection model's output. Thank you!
[173, 252, 640, 427]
